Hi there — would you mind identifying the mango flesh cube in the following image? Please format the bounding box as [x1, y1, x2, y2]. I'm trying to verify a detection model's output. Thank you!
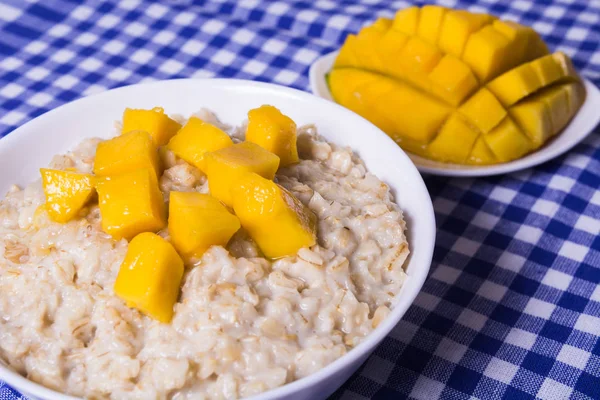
[246, 105, 299, 167]
[334, 35, 360, 68]
[484, 117, 533, 162]
[459, 88, 507, 133]
[40, 169, 95, 223]
[438, 11, 493, 57]
[94, 130, 160, 178]
[114, 232, 183, 323]
[393, 6, 420, 35]
[354, 26, 388, 72]
[525, 33, 550, 61]
[564, 81, 586, 114]
[167, 117, 233, 172]
[487, 63, 543, 107]
[426, 113, 479, 163]
[509, 99, 553, 148]
[351, 77, 399, 135]
[96, 169, 166, 240]
[530, 54, 563, 86]
[204, 142, 280, 207]
[168, 192, 240, 260]
[377, 30, 409, 73]
[537, 86, 571, 133]
[399, 37, 443, 73]
[492, 21, 531, 69]
[328, 68, 379, 106]
[468, 137, 497, 165]
[417, 5, 448, 44]
[232, 173, 316, 259]
[552, 52, 579, 81]
[428, 55, 479, 106]
[462, 25, 513, 82]
[122, 107, 182, 146]
[372, 17, 392, 30]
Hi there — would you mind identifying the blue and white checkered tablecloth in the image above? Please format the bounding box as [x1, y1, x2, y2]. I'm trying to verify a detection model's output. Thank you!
[0, 0, 599, 399]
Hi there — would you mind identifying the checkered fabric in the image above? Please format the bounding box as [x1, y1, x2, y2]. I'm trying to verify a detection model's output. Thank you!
[0, 0, 599, 399]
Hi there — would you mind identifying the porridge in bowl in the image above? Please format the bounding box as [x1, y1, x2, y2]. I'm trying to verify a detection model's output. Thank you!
[0, 106, 408, 399]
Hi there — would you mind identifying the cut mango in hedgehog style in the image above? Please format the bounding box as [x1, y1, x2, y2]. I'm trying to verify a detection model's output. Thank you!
[330, 6, 585, 164]
[41, 169, 96, 223]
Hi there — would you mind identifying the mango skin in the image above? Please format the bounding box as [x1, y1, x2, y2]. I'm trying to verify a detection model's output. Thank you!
[246, 105, 299, 167]
[122, 107, 182, 146]
[96, 169, 166, 241]
[94, 130, 160, 178]
[40, 169, 95, 223]
[232, 173, 316, 259]
[114, 232, 183, 323]
[168, 191, 240, 260]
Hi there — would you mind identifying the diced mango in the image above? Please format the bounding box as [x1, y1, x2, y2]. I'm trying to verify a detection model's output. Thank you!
[94, 130, 160, 178]
[122, 107, 182, 146]
[525, 32, 550, 61]
[427, 113, 479, 163]
[334, 35, 360, 68]
[468, 136, 497, 165]
[167, 117, 233, 172]
[204, 142, 280, 206]
[377, 30, 410, 72]
[459, 88, 507, 133]
[429, 55, 479, 106]
[114, 232, 183, 323]
[372, 17, 393, 31]
[354, 26, 388, 72]
[462, 25, 513, 82]
[393, 6, 420, 35]
[537, 86, 571, 133]
[232, 173, 316, 259]
[168, 192, 240, 260]
[487, 63, 543, 106]
[552, 52, 579, 81]
[530, 54, 563, 86]
[399, 36, 443, 73]
[354, 78, 399, 134]
[417, 5, 448, 44]
[564, 81, 586, 115]
[328, 68, 379, 106]
[40, 169, 95, 223]
[438, 10, 493, 57]
[484, 117, 534, 162]
[492, 21, 532, 70]
[246, 105, 299, 167]
[96, 169, 166, 240]
[509, 98, 553, 148]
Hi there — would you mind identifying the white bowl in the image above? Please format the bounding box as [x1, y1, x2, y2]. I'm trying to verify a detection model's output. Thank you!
[0, 79, 436, 400]
[310, 51, 600, 177]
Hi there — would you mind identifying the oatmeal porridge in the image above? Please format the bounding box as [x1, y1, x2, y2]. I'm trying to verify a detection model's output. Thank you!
[0, 108, 408, 399]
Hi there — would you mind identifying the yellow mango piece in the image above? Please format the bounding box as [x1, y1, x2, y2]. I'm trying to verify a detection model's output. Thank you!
[96, 169, 166, 240]
[459, 88, 507, 133]
[552, 52, 579, 81]
[377, 29, 409, 73]
[428, 55, 479, 106]
[355, 78, 400, 135]
[393, 6, 420, 35]
[40, 169, 95, 223]
[334, 35, 360, 68]
[417, 5, 448, 44]
[537, 86, 571, 133]
[94, 130, 160, 178]
[167, 117, 233, 172]
[204, 142, 280, 206]
[122, 107, 182, 146]
[114, 232, 183, 323]
[484, 117, 533, 162]
[468, 137, 497, 165]
[399, 37, 443, 73]
[232, 173, 316, 259]
[438, 10, 493, 57]
[526, 32, 550, 61]
[462, 25, 513, 82]
[564, 81, 586, 114]
[354, 25, 388, 72]
[372, 17, 392, 31]
[426, 113, 479, 163]
[492, 21, 535, 69]
[246, 105, 299, 167]
[509, 99, 553, 148]
[530, 54, 563, 86]
[168, 192, 240, 260]
[487, 63, 543, 107]
[328, 68, 379, 106]
[378, 80, 451, 144]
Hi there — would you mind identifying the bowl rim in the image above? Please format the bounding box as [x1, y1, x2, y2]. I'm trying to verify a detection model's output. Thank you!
[0, 78, 436, 400]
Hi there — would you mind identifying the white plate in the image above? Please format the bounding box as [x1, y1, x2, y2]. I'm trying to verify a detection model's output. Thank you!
[309, 51, 600, 177]
[0, 79, 436, 400]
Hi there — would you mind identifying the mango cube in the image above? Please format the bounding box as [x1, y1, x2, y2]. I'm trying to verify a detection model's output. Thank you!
[427, 113, 479, 163]
[438, 11, 493, 57]
[232, 173, 316, 259]
[246, 105, 299, 167]
[94, 130, 160, 178]
[462, 25, 513, 82]
[334, 35, 360, 68]
[393, 6, 420, 35]
[353, 78, 399, 135]
[526, 33, 550, 61]
[122, 107, 182, 146]
[487, 63, 542, 106]
[459, 88, 507, 133]
[530, 54, 563, 86]
[167, 117, 233, 172]
[509, 99, 553, 148]
[399, 37, 443, 73]
[40, 169, 95, 223]
[114, 232, 183, 323]
[354, 24, 389, 72]
[492, 21, 532, 69]
[553, 52, 579, 81]
[538, 86, 571, 133]
[378, 30, 410, 73]
[204, 142, 280, 206]
[468, 137, 497, 165]
[429, 55, 479, 106]
[484, 117, 533, 162]
[96, 169, 166, 240]
[564, 81, 586, 115]
[168, 192, 240, 260]
[417, 5, 447, 44]
[372, 17, 392, 31]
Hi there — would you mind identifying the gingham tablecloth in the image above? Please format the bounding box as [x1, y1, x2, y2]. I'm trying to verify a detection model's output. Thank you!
[0, 0, 599, 399]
